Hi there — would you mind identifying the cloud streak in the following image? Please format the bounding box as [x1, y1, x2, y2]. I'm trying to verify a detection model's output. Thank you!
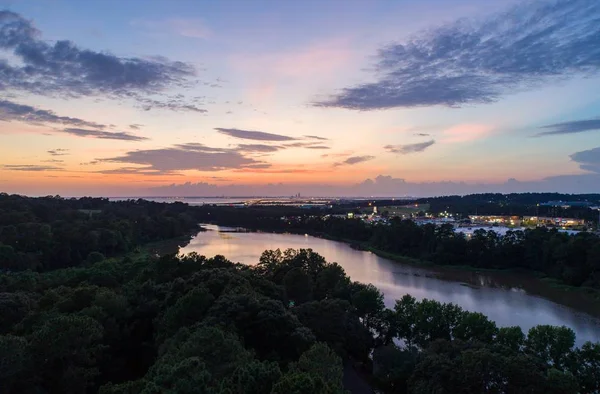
[0, 99, 106, 128]
[100, 143, 266, 172]
[62, 128, 148, 141]
[47, 149, 69, 156]
[336, 155, 375, 166]
[314, 0, 600, 110]
[2, 164, 63, 171]
[304, 135, 328, 141]
[0, 10, 199, 111]
[236, 144, 282, 153]
[385, 139, 435, 154]
[216, 127, 296, 141]
[537, 118, 600, 137]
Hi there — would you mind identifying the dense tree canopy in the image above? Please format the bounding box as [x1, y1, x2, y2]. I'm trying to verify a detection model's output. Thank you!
[1, 194, 599, 393]
[0, 247, 598, 393]
[0, 194, 201, 271]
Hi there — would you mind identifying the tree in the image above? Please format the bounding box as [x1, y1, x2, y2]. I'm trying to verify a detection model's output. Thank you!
[295, 343, 345, 392]
[373, 344, 419, 393]
[314, 263, 351, 301]
[295, 299, 373, 361]
[572, 341, 600, 393]
[495, 326, 525, 353]
[30, 315, 104, 393]
[0, 292, 36, 333]
[87, 251, 106, 264]
[283, 268, 313, 304]
[0, 335, 31, 392]
[453, 311, 498, 343]
[525, 325, 576, 368]
[273, 343, 345, 394]
[350, 282, 385, 331]
[157, 286, 214, 340]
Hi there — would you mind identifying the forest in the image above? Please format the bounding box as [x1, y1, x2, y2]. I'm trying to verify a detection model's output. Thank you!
[2, 192, 599, 290]
[0, 195, 599, 392]
[0, 194, 201, 272]
[1, 248, 599, 393]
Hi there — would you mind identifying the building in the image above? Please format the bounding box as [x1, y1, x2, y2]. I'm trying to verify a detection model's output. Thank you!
[469, 215, 522, 226]
[539, 201, 593, 208]
[523, 216, 586, 227]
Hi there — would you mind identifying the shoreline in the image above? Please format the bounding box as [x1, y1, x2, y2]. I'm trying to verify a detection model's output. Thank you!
[200, 223, 600, 307]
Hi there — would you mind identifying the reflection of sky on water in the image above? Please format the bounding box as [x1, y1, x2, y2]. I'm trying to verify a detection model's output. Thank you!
[179, 225, 600, 346]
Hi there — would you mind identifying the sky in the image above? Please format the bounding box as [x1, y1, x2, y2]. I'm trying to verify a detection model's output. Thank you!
[1, 0, 600, 197]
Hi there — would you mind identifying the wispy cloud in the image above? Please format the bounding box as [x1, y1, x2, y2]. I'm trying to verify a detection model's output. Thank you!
[0, 99, 106, 129]
[0, 10, 198, 110]
[322, 151, 353, 159]
[100, 143, 266, 172]
[129, 124, 143, 130]
[304, 135, 328, 141]
[137, 96, 207, 113]
[95, 167, 181, 176]
[62, 128, 148, 141]
[385, 140, 435, 154]
[2, 164, 63, 171]
[570, 146, 600, 173]
[536, 118, 600, 137]
[236, 144, 282, 153]
[216, 128, 296, 141]
[305, 145, 330, 150]
[314, 0, 600, 110]
[47, 149, 69, 156]
[336, 155, 375, 166]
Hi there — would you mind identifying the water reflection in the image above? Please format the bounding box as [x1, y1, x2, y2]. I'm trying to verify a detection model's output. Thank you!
[179, 224, 600, 345]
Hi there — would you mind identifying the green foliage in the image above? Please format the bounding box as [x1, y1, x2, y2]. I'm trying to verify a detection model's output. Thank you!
[31, 314, 104, 393]
[295, 298, 373, 361]
[0, 291, 36, 333]
[0, 335, 30, 391]
[284, 267, 313, 304]
[373, 345, 419, 394]
[0, 244, 597, 394]
[273, 343, 345, 394]
[350, 282, 385, 331]
[156, 286, 214, 340]
[525, 325, 576, 368]
[87, 251, 106, 264]
[0, 194, 200, 272]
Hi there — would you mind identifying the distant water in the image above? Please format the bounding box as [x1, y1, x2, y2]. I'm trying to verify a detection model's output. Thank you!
[109, 197, 249, 205]
[179, 224, 600, 346]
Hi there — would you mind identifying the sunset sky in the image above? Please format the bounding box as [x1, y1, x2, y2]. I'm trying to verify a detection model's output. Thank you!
[1, 0, 600, 196]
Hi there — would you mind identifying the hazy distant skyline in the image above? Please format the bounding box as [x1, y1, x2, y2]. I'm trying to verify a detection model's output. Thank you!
[1, 0, 600, 196]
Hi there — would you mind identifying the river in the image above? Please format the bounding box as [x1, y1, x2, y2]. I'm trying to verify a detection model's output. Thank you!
[178, 224, 600, 345]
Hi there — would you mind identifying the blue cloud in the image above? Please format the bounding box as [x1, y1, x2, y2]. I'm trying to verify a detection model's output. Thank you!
[570, 146, 600, 173]
[62, 128, 148, 141]
[385, 140, 435, 154]
[315, 0, 600, 110]
[0, 10, 201, 112]
[0, 99, 106, 128]
[536, 118, 600, 136]
[216, 127, 296, 141]
[336, 155, 375, 166]
[100, 143, 267, 172]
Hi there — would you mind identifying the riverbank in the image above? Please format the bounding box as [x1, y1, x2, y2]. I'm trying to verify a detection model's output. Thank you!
[204, 223, 600, 302]
[180, 224, 600, 343]
[320, 232, 600, 301]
